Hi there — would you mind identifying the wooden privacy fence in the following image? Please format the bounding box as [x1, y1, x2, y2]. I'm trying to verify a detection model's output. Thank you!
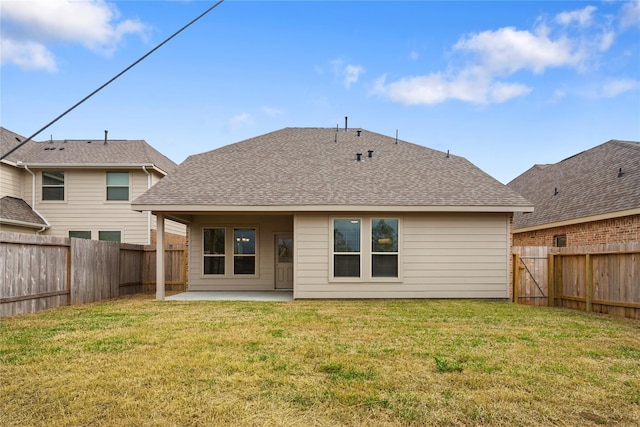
[513, 243, 640, 319]
[0, 231, 186, 317]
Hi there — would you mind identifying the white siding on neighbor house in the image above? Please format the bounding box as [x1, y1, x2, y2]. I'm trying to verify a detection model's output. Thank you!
[294, 212, 510, 299]
[188, 214, 293, 291]
[0, 164, 24, 199]
[30, 168, 161, 244]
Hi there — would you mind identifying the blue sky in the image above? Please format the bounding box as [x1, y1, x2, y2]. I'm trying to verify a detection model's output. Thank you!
[1, 0, 639, 183]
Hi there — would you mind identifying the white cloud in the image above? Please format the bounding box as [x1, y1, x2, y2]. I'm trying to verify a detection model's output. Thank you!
[0, 38, 56, 71]
[344, 64, 364, 88]
[373, 3, 631, 106]
[329, 59, 364, 88]
[555, 5, 597, 27]
[409, 51, 420, 61]
[620, 1, 640, 29]
[227, 113, 252, 132]
[454, 26, 583, 75]
[372, 70, 531, 106]
[0, 0, 147, 71]
[601, 78, 640, 98]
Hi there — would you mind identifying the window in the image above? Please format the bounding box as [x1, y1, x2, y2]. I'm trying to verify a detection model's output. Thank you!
[333, 219, 361, 277]
[99, 231, 121, 242]
[371, 219, 399, 277]
[203, 228, 225, 275]
[234, 228, 256, 275]
[42, 171, 64, 201]
[106, 172, 129, 201]
[69, 231, 91, 239]
[554, 235, 567, 247]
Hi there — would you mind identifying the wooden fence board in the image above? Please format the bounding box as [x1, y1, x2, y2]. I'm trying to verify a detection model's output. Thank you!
[514, 243, 640, 320]
[1, 232, 186, 317]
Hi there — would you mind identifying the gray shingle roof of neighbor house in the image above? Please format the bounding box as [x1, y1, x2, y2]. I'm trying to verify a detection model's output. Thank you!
[0, 196, 49, 228]
[0, 127, 177, 174]
[507, 140, 640, 230]
[133, 127, 532, 211]
[0, 127, 33, 163]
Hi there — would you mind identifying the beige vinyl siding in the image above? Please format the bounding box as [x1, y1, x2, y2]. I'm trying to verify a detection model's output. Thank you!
[0, 164, 25, 198]
[33, 168, 154, 244]
[188, 214, 293, 291]
[294, 212, 510, 299]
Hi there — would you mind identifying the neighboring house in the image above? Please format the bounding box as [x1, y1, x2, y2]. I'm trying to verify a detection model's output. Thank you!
[507, 140, 640, 247]
[133, 127, 532, 299]
[0, 127, 185, 245]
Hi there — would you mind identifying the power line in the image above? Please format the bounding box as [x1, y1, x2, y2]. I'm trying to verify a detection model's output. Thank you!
[1, 0, 225, 161]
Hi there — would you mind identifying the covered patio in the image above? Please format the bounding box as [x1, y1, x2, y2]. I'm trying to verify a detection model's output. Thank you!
[165, 291, 293, 301]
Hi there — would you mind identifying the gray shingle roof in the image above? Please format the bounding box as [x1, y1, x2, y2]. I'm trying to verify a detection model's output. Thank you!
[133, 127, 531, 209]
[0, 127, 32, 162]
[0, 196, 48, 228]
[1, 127, 177, 174]
[508, 140, 640, 230]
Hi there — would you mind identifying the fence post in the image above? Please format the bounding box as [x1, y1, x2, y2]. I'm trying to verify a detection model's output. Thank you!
[555, 255, 563, 308]
[513, 253, 520, 303]
[585, 253, 593, 312]
[181, 247, 188, 292]
[547, 253, 555, 307]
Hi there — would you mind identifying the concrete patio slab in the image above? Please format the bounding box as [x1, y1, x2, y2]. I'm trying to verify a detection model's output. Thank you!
[165, 291, 293, 302]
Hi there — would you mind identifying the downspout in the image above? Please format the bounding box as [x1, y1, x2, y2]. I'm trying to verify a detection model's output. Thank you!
[142, 166, 152, 245]
[21, 163, 50, 234]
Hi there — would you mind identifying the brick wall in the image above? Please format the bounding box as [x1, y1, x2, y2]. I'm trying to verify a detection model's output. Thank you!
[514, 214, 640, 247]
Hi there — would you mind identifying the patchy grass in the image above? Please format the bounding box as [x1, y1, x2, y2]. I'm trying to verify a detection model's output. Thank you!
[1, 294, 640, 426]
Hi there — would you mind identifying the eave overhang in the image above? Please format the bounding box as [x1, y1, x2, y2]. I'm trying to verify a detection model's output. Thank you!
[513, 207, 640, 233]
[16, 163, 167, 175]
[0, 217, 51, 229]
[133, 203, 534, 214]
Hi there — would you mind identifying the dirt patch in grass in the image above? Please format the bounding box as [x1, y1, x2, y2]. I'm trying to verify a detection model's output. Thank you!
[1, 295, 639, 426]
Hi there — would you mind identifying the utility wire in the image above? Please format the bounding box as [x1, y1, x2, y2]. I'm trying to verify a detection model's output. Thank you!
[1, 0, 225, 161]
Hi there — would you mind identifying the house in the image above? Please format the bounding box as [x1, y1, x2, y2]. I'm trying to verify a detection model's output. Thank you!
[133, 127, 533, 299]
[0, 127, 185, 245]
[507, 140, 640, 247]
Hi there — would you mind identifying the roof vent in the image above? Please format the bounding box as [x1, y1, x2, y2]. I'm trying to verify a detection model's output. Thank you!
[554, 187, 559, 196]
[356, 153, 362, 162]
[446, 150, 450, 158]
[357, 130, 362, 137]
[87, 141, 92, 144]
[104, 130, 108, 145]
[345, 116, 348, 131]
[367, 150, 373, 158]
[618, 167, 624, 177]
[395, 129, 398, 145]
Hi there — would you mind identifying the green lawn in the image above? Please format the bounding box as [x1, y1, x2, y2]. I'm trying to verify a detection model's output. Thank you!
[1, 294, 639, 426]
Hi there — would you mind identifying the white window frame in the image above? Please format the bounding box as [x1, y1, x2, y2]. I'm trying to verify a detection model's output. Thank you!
[41, 171, 65, 202]
[203, 227, 226, 276]
[330, 216, 402, 283]
[201, 226, 259, 278]
[371, 218, 401, 280]
[330, 218, 363, 282]
[233, 227, 258, 276]
[106, 171, 130, 202]
[98, 230, 122, 242]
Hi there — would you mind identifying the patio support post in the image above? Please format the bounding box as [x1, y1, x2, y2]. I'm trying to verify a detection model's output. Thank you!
[156, 213, 165, 300]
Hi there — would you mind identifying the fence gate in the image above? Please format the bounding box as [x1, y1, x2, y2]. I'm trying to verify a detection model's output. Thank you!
[513, 246, 550, 307]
